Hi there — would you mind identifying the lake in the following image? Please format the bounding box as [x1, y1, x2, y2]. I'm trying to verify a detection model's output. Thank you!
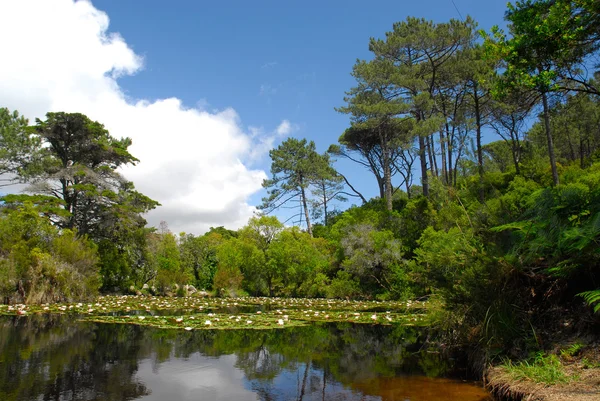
[0, 315, 492, 400]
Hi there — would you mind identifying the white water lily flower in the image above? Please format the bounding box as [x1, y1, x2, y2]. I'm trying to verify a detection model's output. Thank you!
[184, 327, 192, 331]
[247, 320, 252, 324]
[138, 316, 145, 320]
[371, 314, 377, 320]
[205, 320, 212, 325]
[277, 319, 284, 325]
[176, 317, 183, 322]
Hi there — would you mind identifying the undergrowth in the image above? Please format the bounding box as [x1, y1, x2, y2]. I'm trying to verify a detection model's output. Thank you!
[501, 353, 575, 385]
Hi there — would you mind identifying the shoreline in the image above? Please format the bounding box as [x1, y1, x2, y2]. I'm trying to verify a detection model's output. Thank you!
[485, 364, 600, 401]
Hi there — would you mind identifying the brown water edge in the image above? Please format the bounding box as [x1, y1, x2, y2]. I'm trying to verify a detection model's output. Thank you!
[353, 376, 492, 401]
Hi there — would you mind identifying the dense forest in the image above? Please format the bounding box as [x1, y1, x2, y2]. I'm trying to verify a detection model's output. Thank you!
[1, 0, 599, 358]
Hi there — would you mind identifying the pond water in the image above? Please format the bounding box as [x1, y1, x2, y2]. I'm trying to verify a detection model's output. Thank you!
[0, 315, 492, 401]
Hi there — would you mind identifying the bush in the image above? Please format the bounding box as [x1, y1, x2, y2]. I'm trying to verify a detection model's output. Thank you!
[327, 270, 361, 299]
[0, 203, 100, 303]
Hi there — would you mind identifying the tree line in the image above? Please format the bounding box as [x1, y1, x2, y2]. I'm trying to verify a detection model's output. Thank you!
[0, 0, 599, 351]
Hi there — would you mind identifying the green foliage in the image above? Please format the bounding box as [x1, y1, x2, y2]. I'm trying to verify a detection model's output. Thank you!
[560, 342, 584, 358]
[501, 353, 573, 385]
[267, 228, 331, 297]
[260, 138, 332, 235]
[0, 202, 100, 303]
[578, 290, 600, 313]
[339, 224, 404, 298]
[327, 270, 361, 299]
[0, 107, 43, 182]
[179, 232, 222, 290]
[149, 229, 190, 294]
[214, 238, 259, 297]
[493, 166, 600, 277]
[413, 227, 489, 304]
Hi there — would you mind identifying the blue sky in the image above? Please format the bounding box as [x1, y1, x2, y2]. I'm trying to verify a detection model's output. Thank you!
[95, 0, 510, 204]
[0, 0, 511, 233]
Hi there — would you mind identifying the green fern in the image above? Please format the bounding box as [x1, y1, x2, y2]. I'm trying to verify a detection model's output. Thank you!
[579, 290, 600, 313]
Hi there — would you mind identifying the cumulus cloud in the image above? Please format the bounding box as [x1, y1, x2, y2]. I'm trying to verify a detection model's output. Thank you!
[276, 120, 293, 136]
[0, 0, 289, 234]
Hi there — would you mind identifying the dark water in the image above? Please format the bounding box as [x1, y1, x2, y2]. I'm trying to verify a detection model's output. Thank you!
[0, 315, 492, 401]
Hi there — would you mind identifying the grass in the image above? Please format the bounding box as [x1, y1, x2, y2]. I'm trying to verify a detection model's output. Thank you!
[502, 353, 574, 385]
[581, 357, 600, 369]
[560, 342, 584, 358]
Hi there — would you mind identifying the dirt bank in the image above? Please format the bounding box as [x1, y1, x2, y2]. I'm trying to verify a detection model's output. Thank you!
[485, 363, 600, 401]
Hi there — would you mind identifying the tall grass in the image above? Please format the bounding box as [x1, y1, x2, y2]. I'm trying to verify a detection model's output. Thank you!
[501, 353, 573, 385]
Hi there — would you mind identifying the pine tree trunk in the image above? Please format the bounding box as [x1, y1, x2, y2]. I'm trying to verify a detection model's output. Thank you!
[426, 135, 436, 176]
[447, 125, 454, 186]
[419, 134, 429, 197]
[379, 126, 393, 211]
[474, 85, 484, 202]
[323, 186, 329, 227]
[439, 129, 448, 184]
[542, 91, 559, 186]
[300, 185, 313, 237]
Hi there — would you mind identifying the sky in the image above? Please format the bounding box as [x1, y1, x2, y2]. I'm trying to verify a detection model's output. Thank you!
[0, 0, 510, 234]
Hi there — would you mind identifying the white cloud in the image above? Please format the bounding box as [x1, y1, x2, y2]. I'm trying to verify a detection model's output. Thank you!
[276, 120, 292, 136]
[245, 120, 294, 162]
[0, 0, 291, 234]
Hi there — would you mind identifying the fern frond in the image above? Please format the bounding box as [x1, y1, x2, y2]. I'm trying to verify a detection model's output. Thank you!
[578, 290, 600, 313]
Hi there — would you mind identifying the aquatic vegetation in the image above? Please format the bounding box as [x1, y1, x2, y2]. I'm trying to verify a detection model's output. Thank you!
[0, 295, 430, 330]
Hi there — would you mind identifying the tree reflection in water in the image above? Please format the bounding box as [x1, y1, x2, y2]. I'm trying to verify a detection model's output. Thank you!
[0, 316, 491, 401]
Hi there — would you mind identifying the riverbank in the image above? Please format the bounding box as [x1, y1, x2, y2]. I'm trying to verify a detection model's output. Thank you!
[485, 349, 600, 401]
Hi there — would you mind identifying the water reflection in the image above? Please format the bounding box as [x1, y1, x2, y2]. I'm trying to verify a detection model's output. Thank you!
[0, 315, 491, 401]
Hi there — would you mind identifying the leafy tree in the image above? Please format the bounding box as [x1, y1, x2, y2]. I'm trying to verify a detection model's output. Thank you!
[238, 215, 284, 295]
[339, 224, 404, 298]
[330, 118, 412, 210]
[27, 112, 158, 237]
[260, 138, 329, 236]
[366, 17, 476, 197]
[147, 224, 189, 294]
[489, 90, 534, 174]
[266, 227, 331, 297]
[214, 238, 263, 297]
[462, 42, 497, 200]
[481, 0, 600, 185]
[0, 201, 99, 303]
[309, 154, 352, 225]
[205, 225, 238, 239]
[179, 232, 223, 290]
[0, 108, 42, 185]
